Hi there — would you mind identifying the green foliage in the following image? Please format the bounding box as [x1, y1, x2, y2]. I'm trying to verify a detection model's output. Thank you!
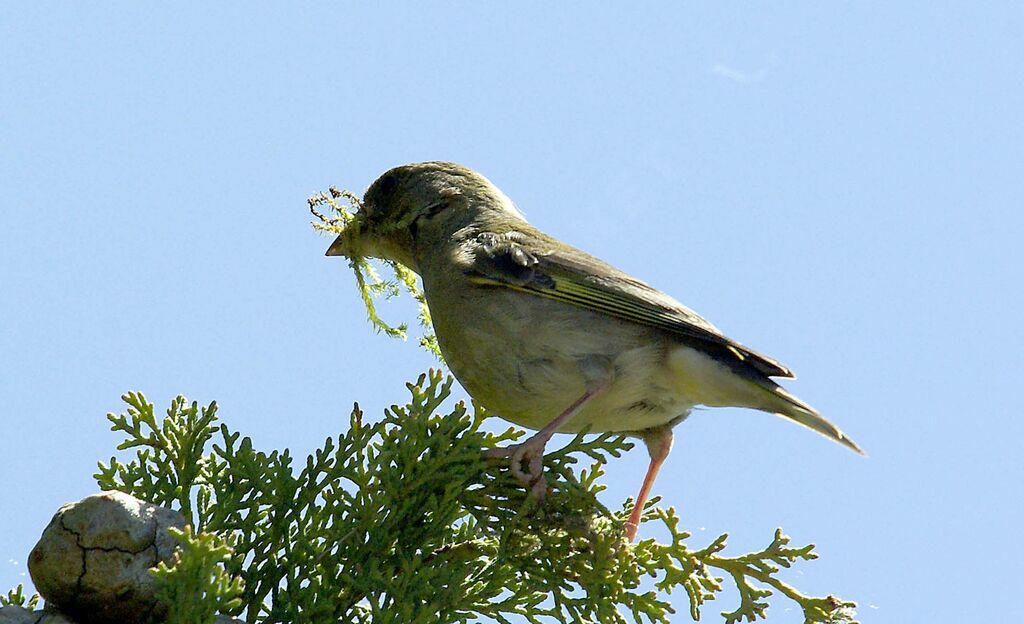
[92, 371, 857, 623]
[98, 392, 220, 521]
[153, 526, 245, 624]
[0, 584, 40, 609]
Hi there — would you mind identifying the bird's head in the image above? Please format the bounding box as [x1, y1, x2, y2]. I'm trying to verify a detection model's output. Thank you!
[325, 161, 522, 273]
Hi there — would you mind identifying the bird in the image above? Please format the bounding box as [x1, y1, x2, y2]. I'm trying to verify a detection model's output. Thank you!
[325, 161, 862, 541]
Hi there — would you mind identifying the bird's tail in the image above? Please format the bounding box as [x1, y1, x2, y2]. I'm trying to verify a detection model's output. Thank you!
[757, 383, 864, 455]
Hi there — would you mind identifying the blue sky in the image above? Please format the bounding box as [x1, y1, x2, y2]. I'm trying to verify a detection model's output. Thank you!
[2, 4, 1021, 622]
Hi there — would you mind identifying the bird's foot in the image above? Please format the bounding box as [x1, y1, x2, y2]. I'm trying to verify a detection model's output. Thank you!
[484, 433, 552, 500]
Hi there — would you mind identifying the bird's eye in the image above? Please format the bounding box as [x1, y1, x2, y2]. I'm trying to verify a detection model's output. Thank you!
[408, 199, 449, 241]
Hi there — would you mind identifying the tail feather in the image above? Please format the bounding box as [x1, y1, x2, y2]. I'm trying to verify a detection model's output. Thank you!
[762, 385, 864, 455]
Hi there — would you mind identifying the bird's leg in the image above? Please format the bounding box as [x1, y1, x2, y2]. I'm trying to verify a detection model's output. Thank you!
[624, 426, 674, 541]
[486, 386, 605, 498]
[487, 361, 612, 499]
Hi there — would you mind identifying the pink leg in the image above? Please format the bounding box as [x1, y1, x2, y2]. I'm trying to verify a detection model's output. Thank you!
[486, 383, 607, 499]
[624, 426, 674, 541]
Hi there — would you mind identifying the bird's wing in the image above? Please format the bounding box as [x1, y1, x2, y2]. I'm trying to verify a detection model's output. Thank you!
[465, 231, 794, 379]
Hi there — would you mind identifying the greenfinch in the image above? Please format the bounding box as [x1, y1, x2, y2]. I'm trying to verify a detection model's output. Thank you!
[327, 161, 861, 540]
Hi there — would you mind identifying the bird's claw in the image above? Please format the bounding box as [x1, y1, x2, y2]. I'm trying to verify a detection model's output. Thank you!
[485, 436, 551, 500]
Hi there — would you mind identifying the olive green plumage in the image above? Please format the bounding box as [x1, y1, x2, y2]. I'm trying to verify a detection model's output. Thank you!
[327, 162, 862, 455]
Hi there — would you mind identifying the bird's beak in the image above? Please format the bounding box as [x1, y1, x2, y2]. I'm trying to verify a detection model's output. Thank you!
[325, 234, 349, 257]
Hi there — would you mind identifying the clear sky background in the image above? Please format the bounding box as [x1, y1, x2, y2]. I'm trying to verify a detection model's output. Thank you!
[2, 4, 1021, 623]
